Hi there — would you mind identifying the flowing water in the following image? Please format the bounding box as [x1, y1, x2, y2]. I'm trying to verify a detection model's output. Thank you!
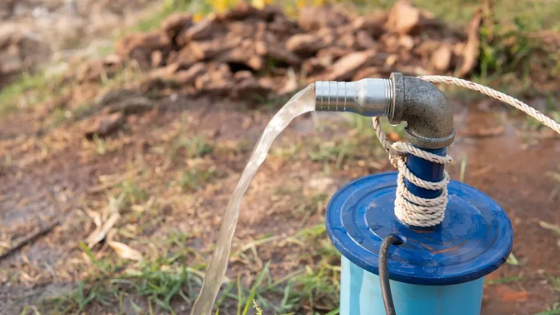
[190, 84, 316, 315]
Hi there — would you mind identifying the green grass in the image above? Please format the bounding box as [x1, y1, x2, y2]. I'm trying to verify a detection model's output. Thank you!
[185, 136, 215, 159]
[309, 0, 560, 31]
[375, 0, 560, 31]
[37, 232, 202, 315]
[345, 114, 405, 139]
[179, 167, 218, 191]
[0, 71, 64, 118]
[118, 178, 149, 205]
[303, 115, 400, 169]
[241, 262, 270, 315]
[486, 276, 527, 285]
[133, 0, 213, 33]
[31, 223, 340, 315]
[121, 264, 191, 314]
[227, 224, 340, 315]
[43, 62, 146, 128]
[271, 142, 302, 160]
[348, 0, 560, 94]
[307, 138, 358, 167]
[165, 135, 215, 164]
[550, 276, 560, 293]
[41, 243, 130, 314]
[534, 308, 560, 315]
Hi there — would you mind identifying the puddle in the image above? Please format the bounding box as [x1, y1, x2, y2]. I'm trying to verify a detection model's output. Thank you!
[449, 101, 560, 315]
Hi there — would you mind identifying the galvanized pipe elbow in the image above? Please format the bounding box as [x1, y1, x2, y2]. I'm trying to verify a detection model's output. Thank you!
[390, 73, 455, 149]
[315, 73, 455, 149]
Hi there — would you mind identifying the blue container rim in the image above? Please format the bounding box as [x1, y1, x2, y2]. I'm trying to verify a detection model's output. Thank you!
[326, 172, 513, 286]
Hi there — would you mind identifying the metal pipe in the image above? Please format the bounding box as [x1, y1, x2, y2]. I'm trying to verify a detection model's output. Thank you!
[315, 73, 455, 149]
[315, 79, 393, 117]
[390, 73, 455, 149]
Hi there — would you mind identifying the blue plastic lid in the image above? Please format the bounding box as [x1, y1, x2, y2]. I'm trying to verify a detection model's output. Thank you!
[326, 172, 513, 286]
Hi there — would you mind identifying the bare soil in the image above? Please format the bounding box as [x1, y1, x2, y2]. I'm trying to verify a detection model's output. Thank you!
[1, 1, 560, 315]
[0, 93, 559, 314]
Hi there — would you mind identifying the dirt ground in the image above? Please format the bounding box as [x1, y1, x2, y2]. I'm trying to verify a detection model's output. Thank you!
[1, 1, 560, 315]
[1, 93, 559, 314]
[0, 0, 162, 85]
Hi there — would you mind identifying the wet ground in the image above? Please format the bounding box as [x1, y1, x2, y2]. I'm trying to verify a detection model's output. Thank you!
[0, 90, 559, 314]
[450, 100, 560, 314]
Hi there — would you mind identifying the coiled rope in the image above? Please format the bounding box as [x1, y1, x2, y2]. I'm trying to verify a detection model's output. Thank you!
[373, 75, 560, 227]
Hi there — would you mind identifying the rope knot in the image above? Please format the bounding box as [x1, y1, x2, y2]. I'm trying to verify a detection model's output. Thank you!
[387, 143, 408, 168]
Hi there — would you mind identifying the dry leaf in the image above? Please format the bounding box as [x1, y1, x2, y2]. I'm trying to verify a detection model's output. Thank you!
[131, 196, 155, 213]
[107, 240, 143, 261]
[86, 212, 120, 248]
[85, 208, 102, 227]
[106, 229, 143, 261]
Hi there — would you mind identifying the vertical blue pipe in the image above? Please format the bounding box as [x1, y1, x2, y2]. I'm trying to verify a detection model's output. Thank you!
[405, 147, 447, 201]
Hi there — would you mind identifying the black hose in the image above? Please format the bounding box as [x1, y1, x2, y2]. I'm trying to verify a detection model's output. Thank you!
[379, 234, 403, 315]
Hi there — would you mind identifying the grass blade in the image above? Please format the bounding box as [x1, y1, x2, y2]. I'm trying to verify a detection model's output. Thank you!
[242, 261, 271, 315]
[253, 299, 264, 315]
[237, 275, 243, 315]
[539, 221, 560, 235]
[506, 253, 519, 266]
[487, 276, 526, 285]
[79, 242, 104, 272]
[534, 309, 560, 315]
[325, 308, 340, 315]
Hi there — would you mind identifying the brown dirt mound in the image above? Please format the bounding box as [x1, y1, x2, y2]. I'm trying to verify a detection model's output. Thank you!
[77, 1, 476, 102]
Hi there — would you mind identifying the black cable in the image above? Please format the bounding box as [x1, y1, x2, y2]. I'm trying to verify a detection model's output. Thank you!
[379, 234, 403, 315]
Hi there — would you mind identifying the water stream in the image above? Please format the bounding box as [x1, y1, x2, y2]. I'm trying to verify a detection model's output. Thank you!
[191, 84, 316, 315]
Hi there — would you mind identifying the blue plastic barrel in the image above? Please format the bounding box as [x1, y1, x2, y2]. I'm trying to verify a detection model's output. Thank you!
[326, 152, 513, 315]
[340, 257, 485, 314]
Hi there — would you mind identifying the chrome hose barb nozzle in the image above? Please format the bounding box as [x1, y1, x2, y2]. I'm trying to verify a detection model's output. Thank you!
[315, 78, 394, 117]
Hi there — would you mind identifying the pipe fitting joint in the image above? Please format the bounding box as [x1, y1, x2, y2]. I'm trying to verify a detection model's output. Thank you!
[315, 73, 455, 149]
[390, 73, 455, 149]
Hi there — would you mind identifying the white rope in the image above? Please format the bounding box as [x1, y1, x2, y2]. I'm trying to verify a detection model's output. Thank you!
[419, 76, 560, 134]
[373, 75, 560, 227]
